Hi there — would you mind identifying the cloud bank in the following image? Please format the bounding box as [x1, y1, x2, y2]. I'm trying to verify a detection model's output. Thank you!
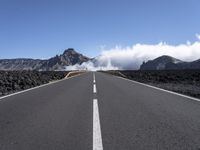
[66, 35, 200, 71]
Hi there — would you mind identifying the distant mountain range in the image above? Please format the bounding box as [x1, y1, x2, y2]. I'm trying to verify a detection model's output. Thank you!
[0, 49, 90, 71]
[140, 55, 200, 70]
[1, 49, 200, 71]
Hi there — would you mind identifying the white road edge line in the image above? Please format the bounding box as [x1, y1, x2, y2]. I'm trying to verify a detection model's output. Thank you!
[0, 73, 83, 100]
[93, 99, 103, 150]
[93, 84, 97, 93]
[117, 76, 200, 102]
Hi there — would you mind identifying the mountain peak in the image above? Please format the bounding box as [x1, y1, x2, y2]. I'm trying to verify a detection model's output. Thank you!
[140, 55, 183, 70]
[155, 55, 175, 60]
[154, 55, 181, 63]
[63, 48, 78, 55]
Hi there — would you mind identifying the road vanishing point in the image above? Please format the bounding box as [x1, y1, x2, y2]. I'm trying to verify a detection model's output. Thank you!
[0, 72, 200, 150]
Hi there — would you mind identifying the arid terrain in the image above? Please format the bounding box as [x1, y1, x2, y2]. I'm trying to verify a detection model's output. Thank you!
[104, 70, 200, 98]
[0, 71, 68, 97]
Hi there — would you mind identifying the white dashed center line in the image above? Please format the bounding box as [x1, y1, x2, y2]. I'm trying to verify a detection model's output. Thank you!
[93, 73, 96, 81]
[93, 84, 97, 93]
[93, 99, 103, 150]
[93, 73, 103, 150]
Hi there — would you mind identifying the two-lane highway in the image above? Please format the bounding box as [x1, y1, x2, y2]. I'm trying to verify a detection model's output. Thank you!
[0, 72, 200, 150]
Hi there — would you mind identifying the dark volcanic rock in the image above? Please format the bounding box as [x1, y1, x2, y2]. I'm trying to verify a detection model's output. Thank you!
[0, 48, 90, 71]
[0, 71, 68, 96]
[105, 70, 200, 98]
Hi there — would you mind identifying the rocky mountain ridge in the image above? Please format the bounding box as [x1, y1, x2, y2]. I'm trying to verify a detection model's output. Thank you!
[0, 49, 90, 71]
[140, 55, 200, 70]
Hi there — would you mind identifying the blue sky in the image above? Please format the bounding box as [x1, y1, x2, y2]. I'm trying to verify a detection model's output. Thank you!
[0, 0, 199, 59]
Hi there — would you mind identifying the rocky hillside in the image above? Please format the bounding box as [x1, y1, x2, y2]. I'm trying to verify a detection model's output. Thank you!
[0, 48, 90, 71]
[0, 71, 68, 96]
[140, 55, 200, 70]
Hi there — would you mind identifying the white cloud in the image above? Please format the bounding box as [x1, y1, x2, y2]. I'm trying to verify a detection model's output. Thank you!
[196, 33, 200, 40]
[186, 40, 191, 45]
[65, 58, 119, 71]
[66, 37, 200, 71]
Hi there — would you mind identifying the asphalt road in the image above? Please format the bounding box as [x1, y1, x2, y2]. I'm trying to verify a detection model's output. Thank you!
[0, 72, 200, 150]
